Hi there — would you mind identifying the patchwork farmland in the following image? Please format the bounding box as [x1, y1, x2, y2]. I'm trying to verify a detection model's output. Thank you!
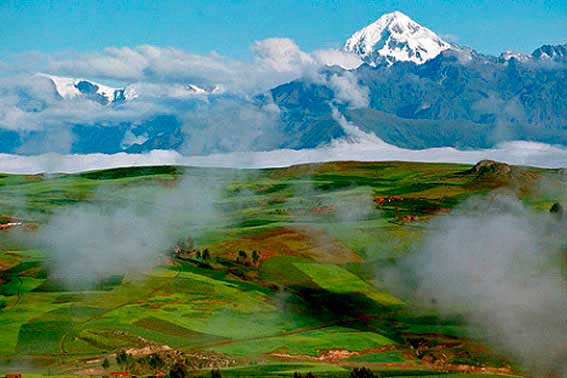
[0, 161, 562, 377]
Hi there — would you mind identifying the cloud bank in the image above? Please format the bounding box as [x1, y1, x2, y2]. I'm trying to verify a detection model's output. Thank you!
[0, 39, 367, 157]
[2, 135, 567, 174]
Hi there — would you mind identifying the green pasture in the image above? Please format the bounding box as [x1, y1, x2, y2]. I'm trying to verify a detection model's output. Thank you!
[0, 161, 558, 377]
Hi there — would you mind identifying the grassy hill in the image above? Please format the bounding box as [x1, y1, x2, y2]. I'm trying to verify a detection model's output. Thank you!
[0, 161, 561, 378]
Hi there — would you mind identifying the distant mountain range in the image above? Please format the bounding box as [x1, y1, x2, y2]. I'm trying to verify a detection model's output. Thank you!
[269, 11, 567, 150]
[2, 11, 567, 154]
[39, 73, 223, 105]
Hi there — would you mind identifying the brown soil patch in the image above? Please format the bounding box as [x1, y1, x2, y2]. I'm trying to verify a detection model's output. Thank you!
[271, 349, 359, 363]
[124, 344, 172, 356]
[72, 368, 106, 376]
[211, 226, 361, 264]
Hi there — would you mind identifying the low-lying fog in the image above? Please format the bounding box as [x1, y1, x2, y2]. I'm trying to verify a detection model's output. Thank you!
[1, 138, 567, 174]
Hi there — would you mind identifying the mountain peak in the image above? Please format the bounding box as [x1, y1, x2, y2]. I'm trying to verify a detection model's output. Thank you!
[344, 11, 451, 66]
[37, 73, 133, 105]
[531, 43, 567, 62]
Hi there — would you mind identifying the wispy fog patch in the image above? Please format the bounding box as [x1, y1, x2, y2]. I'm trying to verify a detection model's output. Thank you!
[327, 72, 369, 108]
[389, 194, 567, 377]
[16, 173, 228, 287]
[180, 97, 283, 155]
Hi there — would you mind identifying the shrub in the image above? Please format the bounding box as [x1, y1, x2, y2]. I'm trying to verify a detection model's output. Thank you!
[350, 367, 378, 378]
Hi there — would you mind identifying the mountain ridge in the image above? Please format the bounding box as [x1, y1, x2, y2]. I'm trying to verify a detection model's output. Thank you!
[2, 11, 567, 155]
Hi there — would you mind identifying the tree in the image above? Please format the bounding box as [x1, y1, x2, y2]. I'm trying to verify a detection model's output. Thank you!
[293, 373, 314, 378]
[116, 350, 129, 368]
[350, 367, 378, 378]
[550, 202, 564, 218]
[237, 250, 248, 264]
[169, 362, 186, 378]
[101, 358, 110, 370]
[202, 248, 210, 261]
[211, 368, 222, 378]
[147, 353, 164, 370]
[252, 250, 260, 265]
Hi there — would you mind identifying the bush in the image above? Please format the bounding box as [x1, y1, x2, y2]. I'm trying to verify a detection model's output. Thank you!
[169, 362, 186, 378]
[116, 350, 130, 368]
[350, 367, 378, 378]
[293, 373, 315, 378]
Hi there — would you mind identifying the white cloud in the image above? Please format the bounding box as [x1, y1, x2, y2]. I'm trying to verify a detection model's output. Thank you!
[252, 38, 315, 72]
[47, 45, 243, 88]
[312, 49, 363, 69]
[2, 135, 567, 174]
[0, 39, 367, 139]
[0, 74, 173, 132]
[3, 39, 364, 96]
[327, 72, 369, 108]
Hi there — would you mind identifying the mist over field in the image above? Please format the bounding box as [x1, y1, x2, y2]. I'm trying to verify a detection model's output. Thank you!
[2, 3, 567, 378]
[14, 173, 228, 287]
[389, 194, 567, 376]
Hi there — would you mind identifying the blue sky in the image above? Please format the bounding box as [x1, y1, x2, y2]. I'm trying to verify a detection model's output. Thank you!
[1, 0, 567, 58]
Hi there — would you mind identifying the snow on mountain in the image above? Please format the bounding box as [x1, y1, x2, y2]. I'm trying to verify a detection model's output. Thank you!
[532, 44, 567, 62]
[344, 11, 451, 66]
[37, 73, 225, 104]
[499, 50, 531, 62]
[187, 84, 208, 94]
[37, 73, 131, 104]
[186, 84, 225, 95]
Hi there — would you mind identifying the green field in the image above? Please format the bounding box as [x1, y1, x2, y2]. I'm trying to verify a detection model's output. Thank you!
[0, 161, 560, 377]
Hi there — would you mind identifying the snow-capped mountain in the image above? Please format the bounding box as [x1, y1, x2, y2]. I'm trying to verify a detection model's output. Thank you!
[531, 44, 567, 62]
[186, 84, 224, 95]
[37, 73, 224, 104]
[498, 50, 531, 63]
[344, 11, 451, 66]
[37, 73, 136, 105]
[4, 10, 567, 156]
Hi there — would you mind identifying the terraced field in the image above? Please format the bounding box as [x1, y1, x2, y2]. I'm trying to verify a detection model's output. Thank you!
[0, 161, 561, 377]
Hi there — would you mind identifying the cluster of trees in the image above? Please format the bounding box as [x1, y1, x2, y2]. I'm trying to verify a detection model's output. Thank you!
[169, 363, 221, 378]
[104, 351, 166, 374]
[194, 248, 211, 261]
[104, 351, 225, 378]
[173, 236, 212, 261]
[235, 250, 260, 266]
[293, 372, 315, 378]
[116, 350, 130, 368]
[350, 367, 379, 378]
[293, 367, 378, 378]
[104, 351, 376, 378]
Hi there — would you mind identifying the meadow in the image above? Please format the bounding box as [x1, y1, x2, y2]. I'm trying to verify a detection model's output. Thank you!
[0, 160, 560, 377]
